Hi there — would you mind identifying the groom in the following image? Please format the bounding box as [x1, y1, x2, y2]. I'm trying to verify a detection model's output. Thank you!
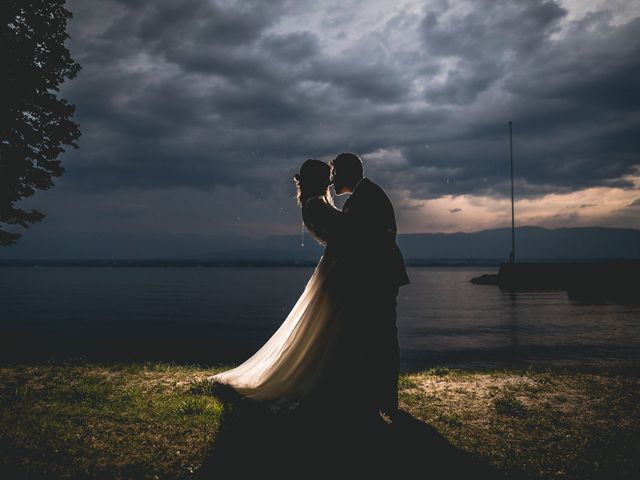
[329, 152, 410, 420]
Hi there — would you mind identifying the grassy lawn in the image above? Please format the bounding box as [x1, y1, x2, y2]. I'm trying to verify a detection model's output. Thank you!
[0, 363, 226, 479]
[399, 367, 640, 479]
[0, 363, 638, 479]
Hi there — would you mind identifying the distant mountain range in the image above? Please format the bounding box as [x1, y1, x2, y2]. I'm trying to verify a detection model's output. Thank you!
[3, 226, 637, 264]
[397, 226, 640, 262]
[190, 226, 640, 264]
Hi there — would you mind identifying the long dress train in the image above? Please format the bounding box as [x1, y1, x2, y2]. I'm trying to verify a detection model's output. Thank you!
[209, 196, 353, 405]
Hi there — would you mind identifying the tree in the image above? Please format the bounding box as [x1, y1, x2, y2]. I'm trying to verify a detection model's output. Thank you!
[0, 0, 81, 246]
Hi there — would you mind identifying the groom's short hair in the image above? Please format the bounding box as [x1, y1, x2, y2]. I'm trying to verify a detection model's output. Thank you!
[330, 152, 364, 179]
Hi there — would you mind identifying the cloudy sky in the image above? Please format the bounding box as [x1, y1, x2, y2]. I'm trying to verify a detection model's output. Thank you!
[6, 0, 640, 256]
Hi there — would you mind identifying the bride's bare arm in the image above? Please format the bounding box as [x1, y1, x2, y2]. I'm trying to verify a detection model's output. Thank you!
[304, 198, 345, 245]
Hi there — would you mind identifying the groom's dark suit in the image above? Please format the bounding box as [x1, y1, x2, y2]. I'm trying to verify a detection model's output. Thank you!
[339, 177, 410, 416]
[340, 177, 410, 288]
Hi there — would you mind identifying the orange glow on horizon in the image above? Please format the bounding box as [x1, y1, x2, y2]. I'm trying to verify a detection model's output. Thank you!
[394, 173, 640, 234]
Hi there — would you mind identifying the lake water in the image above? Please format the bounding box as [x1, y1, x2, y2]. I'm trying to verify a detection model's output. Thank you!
[1, 266, 639, 371]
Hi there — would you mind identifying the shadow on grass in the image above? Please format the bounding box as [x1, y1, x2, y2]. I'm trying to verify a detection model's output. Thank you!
[197, 385, 504, 479]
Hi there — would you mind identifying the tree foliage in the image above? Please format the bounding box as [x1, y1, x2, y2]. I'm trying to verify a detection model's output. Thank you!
[0, 0, 81, 246]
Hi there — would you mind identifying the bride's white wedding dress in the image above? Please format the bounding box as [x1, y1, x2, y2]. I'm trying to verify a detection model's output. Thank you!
[209, 196, 350, 403]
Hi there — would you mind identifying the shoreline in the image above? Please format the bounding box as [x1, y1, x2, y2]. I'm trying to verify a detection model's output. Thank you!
[1, 335, 639, 375]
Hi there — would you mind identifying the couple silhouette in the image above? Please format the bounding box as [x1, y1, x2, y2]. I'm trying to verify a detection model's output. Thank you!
[211, 152, 410, 421]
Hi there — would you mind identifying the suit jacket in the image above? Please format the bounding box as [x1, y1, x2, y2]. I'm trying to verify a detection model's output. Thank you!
[339, 177, 410, 288]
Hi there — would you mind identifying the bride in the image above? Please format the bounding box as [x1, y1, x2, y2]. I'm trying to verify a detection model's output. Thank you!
[209, 159, 356, 409]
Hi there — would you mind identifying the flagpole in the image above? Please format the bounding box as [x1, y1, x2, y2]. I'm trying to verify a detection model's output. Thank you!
[509, 121, 515, 263]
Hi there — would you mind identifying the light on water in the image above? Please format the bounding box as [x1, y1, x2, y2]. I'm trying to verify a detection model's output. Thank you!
[1, 266, 639, 370]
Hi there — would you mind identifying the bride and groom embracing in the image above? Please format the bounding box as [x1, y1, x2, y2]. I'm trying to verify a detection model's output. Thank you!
[210, 152, 410, 422]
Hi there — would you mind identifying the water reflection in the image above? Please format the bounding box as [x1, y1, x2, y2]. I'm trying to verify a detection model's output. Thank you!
[505, 290, 520, 356]
[1, 266, 639, 370]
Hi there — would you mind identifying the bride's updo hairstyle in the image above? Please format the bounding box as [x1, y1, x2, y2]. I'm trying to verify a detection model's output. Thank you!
[294, 159, 334, 207]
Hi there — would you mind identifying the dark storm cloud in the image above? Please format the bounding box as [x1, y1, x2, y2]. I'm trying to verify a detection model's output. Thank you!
[138, 0, 272, 46]
[398, 0, 640, 199]
[62, 0, 312, 193]
[58, 0, 639, 203]
[420, 0, 567, 104]
[261, 31, 320, 62]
